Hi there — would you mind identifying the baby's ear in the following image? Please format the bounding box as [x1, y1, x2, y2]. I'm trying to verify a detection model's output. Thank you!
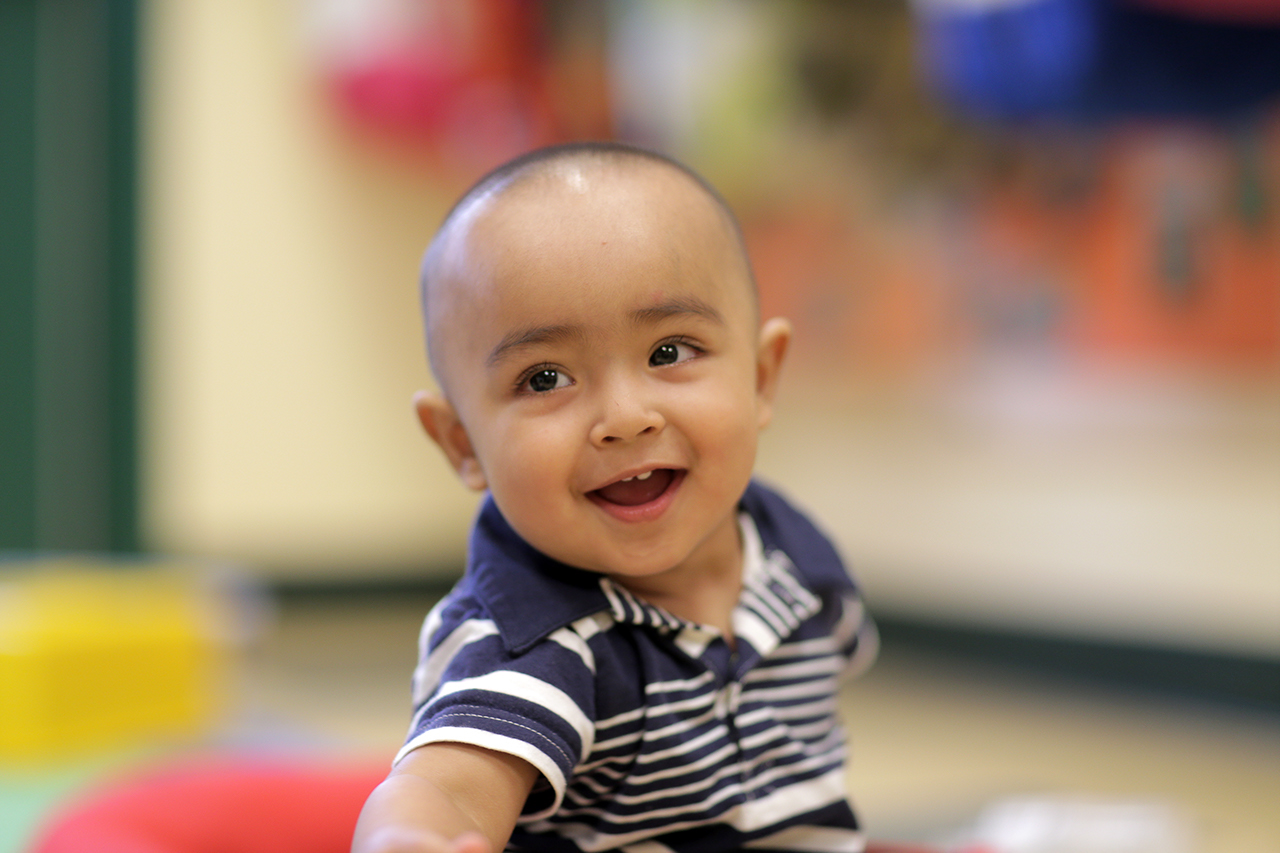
[413, 391, 487, 491]
[754, 317, 791, 429]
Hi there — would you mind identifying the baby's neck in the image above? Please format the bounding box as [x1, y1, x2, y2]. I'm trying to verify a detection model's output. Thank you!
[661, 580, 742, 646]
[612, 555, 744, 644]
[608, 510, 745, 641]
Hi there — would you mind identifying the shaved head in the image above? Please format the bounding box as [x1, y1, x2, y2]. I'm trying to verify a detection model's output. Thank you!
[419, 142, 756, 394]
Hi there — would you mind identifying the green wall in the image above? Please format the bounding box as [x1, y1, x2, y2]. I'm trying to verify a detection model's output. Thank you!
[0, 0, 138, 552]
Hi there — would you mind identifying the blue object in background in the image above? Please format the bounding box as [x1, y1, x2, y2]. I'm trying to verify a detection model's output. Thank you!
[916, 0, 1280, 121]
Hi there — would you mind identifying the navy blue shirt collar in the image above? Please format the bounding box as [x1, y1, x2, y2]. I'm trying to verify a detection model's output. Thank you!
[464, 479, 856, 655]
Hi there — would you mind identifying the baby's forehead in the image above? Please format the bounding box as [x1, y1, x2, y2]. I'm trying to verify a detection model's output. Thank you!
[424, 152, 755, 376]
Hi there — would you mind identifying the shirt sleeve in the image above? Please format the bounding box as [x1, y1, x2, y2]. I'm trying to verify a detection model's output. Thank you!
[395, 596, 597, 820]
[833, 590, 879, 680]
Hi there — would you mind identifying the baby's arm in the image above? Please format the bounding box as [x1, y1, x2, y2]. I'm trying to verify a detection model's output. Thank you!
[352, 742, 539, 853]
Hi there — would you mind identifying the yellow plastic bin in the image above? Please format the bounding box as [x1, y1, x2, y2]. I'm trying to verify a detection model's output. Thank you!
[0, 558, 242, 765]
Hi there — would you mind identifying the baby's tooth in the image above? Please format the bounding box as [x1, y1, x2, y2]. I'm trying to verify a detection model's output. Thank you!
[636, 471, 652, 481]
[621, 476, 634, 482]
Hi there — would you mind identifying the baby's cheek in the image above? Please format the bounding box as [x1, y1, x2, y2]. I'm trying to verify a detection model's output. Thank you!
[490, 435, 577, 516]
[697, 392, 760, 442]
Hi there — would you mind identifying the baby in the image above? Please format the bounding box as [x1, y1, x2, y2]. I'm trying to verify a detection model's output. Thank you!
[353, 142, 877, 853]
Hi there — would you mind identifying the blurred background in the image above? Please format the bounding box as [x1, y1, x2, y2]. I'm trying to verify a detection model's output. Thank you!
[2, 1, 1278, 852]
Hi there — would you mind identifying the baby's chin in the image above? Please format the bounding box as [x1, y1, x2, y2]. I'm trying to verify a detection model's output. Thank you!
[548, 550, 688, 581]
[537, 542, 698, 583]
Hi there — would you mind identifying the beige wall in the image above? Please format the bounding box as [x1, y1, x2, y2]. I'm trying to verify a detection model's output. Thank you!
[759, 377, 1280, 659]
[141, 0, 478, 579]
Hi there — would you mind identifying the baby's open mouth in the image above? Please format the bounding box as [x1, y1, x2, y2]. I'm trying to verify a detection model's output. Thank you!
[591, 469, 678, 507]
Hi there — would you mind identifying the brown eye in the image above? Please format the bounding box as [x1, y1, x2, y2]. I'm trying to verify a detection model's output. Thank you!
[527, 369, 562, 392]
[650, 344, 680, 366]
[650, 340, 700, 367]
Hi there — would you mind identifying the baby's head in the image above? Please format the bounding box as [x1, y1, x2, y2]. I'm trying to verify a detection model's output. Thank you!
[415, 142, 790, 584]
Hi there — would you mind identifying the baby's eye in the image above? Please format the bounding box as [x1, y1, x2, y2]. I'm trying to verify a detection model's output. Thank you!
[649, 340, 699, 367]
[522, 367, 571, 394]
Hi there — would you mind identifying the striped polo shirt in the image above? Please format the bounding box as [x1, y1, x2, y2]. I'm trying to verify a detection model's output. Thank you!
[397, 480, 877, 853]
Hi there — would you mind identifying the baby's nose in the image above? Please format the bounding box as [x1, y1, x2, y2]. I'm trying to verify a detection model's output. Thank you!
[589, 385, 665, 445]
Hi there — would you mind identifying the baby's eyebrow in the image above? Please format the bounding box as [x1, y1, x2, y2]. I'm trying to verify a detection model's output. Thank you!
[630, 296, 723, 326]
[485, 297, 723, 367]
[487, 323, 586, 367]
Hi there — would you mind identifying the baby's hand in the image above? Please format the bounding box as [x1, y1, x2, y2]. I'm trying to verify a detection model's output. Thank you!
[451, 831, 493, 853]
[353, 744, 535, 853]
[357, 827, 494, 853]
[446, 831, 493, 853]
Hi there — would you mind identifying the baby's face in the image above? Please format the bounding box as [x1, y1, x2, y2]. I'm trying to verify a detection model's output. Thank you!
[423, 161, 787, 586]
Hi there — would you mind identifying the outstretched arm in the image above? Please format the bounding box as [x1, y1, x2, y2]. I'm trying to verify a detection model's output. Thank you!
[352, 742, 539, 853]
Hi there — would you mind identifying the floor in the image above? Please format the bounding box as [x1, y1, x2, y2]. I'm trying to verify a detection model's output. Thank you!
[233, 593, 1280, 853]
[7, 591, 1274, 853]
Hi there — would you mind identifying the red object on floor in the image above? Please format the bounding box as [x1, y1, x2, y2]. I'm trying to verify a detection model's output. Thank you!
[31, 753, 942, 852]
[30, 755, 388, 853]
